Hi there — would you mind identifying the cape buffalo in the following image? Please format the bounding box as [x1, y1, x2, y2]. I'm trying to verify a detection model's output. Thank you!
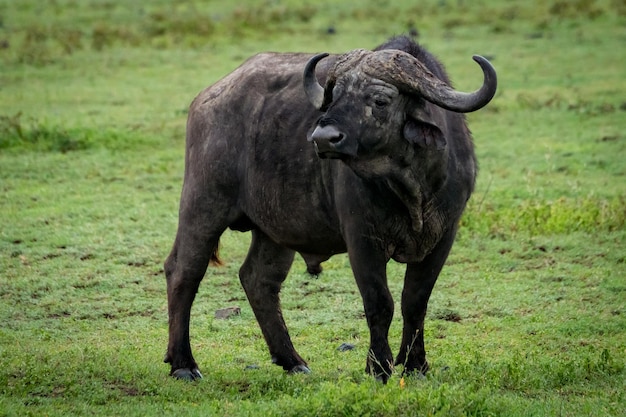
[164, 36, 497, 383]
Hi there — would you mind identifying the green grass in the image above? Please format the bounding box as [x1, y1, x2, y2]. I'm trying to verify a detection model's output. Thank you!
[1, 0, 625, 415]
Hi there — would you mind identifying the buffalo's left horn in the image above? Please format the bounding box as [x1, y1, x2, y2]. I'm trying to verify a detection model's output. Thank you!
[303, 53, 329, 110]
[369, 51, 497, 113]
[423, 55, 497, 113]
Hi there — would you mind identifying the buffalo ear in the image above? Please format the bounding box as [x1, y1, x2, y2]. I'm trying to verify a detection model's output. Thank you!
[403, 118, 446, 150]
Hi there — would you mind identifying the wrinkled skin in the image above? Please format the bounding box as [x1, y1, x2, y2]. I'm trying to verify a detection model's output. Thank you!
[164, 36, 495, 383]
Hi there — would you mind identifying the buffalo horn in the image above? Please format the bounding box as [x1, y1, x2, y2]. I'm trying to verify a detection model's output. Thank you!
[368, 51, 497, 113]
[417, 55, 497, 112]
[303, 53, 329, 110]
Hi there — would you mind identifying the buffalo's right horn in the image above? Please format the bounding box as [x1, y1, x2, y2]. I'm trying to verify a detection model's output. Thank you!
[303, 53, 329, 110]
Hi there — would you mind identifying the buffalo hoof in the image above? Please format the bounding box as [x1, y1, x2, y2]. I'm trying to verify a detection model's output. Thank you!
[403, 361, 429, 377]
[288, 364, 311, 374]
[172, 368, 203, 381]
[366, 362, 392, 384]
[375, 373, 390, 384]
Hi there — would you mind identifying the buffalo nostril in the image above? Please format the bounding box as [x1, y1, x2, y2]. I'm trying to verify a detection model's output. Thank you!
[310, 125, 345, 144]
[309, 124, 356, 157]
[329, 133, 344, 144]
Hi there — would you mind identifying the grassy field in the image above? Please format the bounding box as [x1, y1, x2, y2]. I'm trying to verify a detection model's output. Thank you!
[1, 0, 625, 415]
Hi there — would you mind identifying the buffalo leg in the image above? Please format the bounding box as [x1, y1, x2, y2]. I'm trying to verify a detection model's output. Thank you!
[164, 185, 230, 380]
[239, 230, 309, 373]
[395, 227, 457, 375]
[347, 245, 394, 383]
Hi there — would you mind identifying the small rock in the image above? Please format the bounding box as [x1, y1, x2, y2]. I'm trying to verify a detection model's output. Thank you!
[337, 343, 355, 352]
[214, 306, 241, 319]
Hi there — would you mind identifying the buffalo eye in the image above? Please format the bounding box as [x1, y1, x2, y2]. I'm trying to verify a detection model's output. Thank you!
[374, 98, 389, 108]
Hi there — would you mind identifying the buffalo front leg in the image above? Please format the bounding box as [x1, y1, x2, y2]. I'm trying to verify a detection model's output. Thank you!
[347, 245, 394, 383]
[395, 228, 457, 375]
[239, 230, 309, 373]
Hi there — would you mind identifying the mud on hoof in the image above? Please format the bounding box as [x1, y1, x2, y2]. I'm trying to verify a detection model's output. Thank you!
[171, 367, 203, 381]
[288, 364, 311, 374]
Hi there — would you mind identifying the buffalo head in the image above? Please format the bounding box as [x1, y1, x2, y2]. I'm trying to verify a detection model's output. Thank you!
[304, 49, 497, 165]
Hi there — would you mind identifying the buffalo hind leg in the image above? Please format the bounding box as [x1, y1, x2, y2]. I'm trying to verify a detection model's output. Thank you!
[164, 192, 229, 380]
[239, 230, 309, 373]
[395, 227, 457, 375]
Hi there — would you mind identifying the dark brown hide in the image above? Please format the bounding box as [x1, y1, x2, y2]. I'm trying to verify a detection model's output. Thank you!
[164, 36, 496, 383]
